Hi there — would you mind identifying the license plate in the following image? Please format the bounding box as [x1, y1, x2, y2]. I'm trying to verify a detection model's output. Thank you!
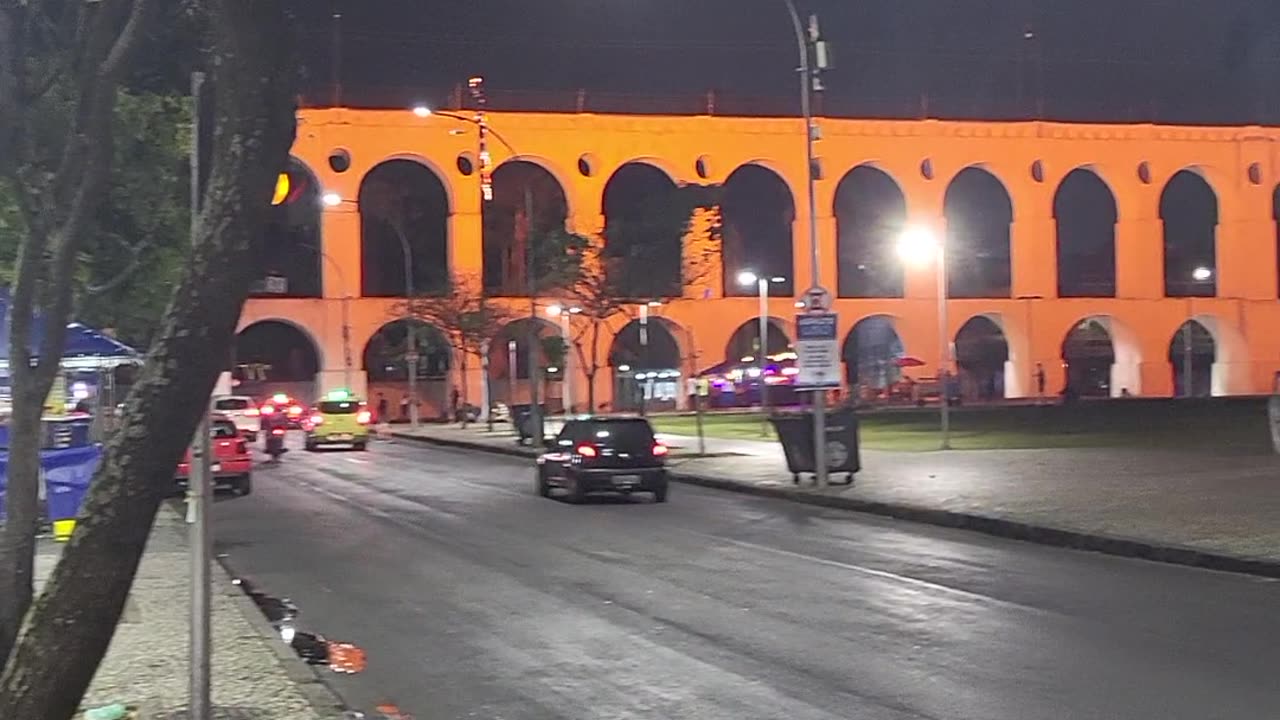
[333, 434, 352, 441]
[613, 475, 640, 486]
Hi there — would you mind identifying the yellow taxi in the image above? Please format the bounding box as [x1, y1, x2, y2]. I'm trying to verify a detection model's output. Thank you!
[303, 390, 372, 451]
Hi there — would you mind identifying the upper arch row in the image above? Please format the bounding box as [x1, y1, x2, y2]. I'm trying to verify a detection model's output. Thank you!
[298, 148, 1280, 222]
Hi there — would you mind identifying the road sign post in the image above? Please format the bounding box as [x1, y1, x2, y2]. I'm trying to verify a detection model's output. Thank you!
[796, 290, 837, 487]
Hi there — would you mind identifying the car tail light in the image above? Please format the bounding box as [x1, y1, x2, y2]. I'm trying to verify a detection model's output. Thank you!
[652, 443, 669, 457]
[356, 410, 372, 424]
[261, 405, 276, 416]
[271, 427, 286, 436]
[310, 414, 324, 426]
[575, 444, 598, 458]
[244, 407, 259, 417]
[288, 405, 303, 416]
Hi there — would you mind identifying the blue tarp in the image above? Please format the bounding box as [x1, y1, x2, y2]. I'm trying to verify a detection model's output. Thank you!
[0, 287, 138, 363]
[0, 445, 102, 521]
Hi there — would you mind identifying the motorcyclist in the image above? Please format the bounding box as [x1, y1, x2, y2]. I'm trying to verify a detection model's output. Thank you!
[261, 403, 287, 459]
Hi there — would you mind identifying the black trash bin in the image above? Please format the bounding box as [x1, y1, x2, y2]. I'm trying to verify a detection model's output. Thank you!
[510, 404, 547, 445]
[768, 408, 860, 485]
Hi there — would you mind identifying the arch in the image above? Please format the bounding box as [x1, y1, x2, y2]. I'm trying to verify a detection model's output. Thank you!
[720, 164, 796, 298]
[1059, 315, 1142, 398]
[609, 317, 684, 412]
[253, 157, 323, 298]
[358, 159, 451, 297]
[483, 160, 572, 295]
[841, 315, 905, 392]
[602, 162, 682, 297]
[361, 319, 451, 381]
[834, 166, 907, 298]
[954, 315, 1008, 401]
[486, 316, 563, 393]
[1160, 169, 1218, 297]
[724, 316, 791, 363]
[1054, 168, 1118, 297]
[1168, 319, 1215, 397]
[943, 167, 1013, 298]
[233, 320, 321, 400]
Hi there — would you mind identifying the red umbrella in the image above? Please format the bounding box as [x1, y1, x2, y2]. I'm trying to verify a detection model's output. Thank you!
[895, 356, 927, 368]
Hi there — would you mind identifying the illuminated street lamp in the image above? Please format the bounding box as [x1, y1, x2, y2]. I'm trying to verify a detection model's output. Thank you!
[897, 225, 951, 450]
[1192, 266, 1213, 282]
[738, 271, 786, 427]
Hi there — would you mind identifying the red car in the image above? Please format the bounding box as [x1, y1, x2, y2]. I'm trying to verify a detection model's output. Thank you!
[176, 414, 253, 496]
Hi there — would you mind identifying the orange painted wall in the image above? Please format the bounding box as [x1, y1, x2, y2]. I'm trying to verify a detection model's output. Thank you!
[242, 109, 1280, 405]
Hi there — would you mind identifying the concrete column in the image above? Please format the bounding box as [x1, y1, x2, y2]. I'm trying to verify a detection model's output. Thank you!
[1115, 218, 1163, 299]
[1141, 361, 1174, 397]
[1010, 216, 1057, 299]
[320, 208, 360, 299]
[1217, 218, 1277, 300]
[449, 211, 484, 280]
[315, 369, 367, 400]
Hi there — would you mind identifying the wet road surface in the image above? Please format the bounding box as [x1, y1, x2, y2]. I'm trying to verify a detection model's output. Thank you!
[212, 435, 1280, 720]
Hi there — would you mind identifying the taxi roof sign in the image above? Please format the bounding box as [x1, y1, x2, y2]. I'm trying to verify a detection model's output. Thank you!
[325, 389, 351, 401]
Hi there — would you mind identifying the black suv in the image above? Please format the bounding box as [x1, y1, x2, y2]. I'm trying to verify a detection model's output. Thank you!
[536, 417, 670, 503]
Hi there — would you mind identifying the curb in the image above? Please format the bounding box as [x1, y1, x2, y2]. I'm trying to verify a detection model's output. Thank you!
[214, 553, 354, 719]
[393, 431, 1280, 580]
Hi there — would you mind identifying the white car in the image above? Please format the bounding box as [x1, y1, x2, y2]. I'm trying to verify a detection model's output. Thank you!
[212, 395, 261, 440]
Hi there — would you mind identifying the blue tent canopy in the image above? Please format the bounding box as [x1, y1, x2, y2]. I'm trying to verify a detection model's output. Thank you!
[0, 288, 139, 368]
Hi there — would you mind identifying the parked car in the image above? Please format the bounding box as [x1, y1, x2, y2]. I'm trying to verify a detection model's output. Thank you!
[175, 413, 253, 496]
[213, 394, 261, 440]
[536, 416, 669, 503]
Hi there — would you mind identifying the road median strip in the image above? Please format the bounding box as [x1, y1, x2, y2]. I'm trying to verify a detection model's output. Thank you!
[393, 430, 1280, 580]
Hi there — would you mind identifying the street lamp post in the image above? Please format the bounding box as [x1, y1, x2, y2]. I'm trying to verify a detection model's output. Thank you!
[782, 0, 832, 484]
[898, 226, 950, 449]
[637, 301, 661, 416]
[547, 304, 580, 414]
[739, 272, 784, 435]
[390, 224, 420, 430]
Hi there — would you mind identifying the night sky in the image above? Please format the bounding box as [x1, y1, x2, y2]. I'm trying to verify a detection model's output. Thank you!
[295, 0, 1280, 124]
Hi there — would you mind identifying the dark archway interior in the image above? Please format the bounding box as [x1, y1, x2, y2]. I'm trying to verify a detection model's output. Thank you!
[1160, 170, 1218, 297]
[362, 319, 450, 381]
[954, 316, 1008, 400]
[835, 167, 907, 298]
[1055, 169, 1118, 297]
[944, 168, 1013, 299]
[359, 160, 450, 297]
[253, 158, 323, 298]
[720, 165, 795, 298]
[1168, 320, 1216, 397]
[603, 163, 682, 297]
[842, 316, 904, 387]
[489, 318, 558, 380]
[724, 319, 790, 363]
[483, 161, 570, 295]
[609, 319, 681, 369]
[1061, 318, 1115, 397]
[233, 321, 320, 383]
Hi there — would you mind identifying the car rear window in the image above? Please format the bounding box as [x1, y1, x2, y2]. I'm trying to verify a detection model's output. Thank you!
[319, 401, 358, 414]
[214, 398, 251, 411]
[213, 421, 239, 438]
[586, 420, 655, 448]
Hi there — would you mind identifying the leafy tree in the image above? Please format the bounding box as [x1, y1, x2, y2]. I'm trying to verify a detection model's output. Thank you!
[0, 0, 298, 714]
[401, 274, 514, 413]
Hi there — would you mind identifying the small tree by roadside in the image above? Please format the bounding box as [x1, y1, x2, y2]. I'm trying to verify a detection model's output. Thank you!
[401, 275, 514, 421]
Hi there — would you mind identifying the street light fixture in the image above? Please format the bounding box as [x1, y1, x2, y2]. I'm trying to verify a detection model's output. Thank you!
[738, 271, 786, 429]
[1192, 266, 1213, 282]
[896, 225, 951, 450]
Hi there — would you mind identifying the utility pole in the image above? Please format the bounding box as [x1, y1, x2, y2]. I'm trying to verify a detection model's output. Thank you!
[525, 186, 542, 441]
[187, 70, 212, 720]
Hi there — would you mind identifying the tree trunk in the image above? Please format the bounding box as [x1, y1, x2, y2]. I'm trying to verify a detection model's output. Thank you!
[0, 2, 296, 715]
[0, 391, 44, 659]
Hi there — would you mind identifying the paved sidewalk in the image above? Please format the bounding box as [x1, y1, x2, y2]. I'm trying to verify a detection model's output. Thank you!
[34, 506, 346, 719]
[396, 423, 1280, 573]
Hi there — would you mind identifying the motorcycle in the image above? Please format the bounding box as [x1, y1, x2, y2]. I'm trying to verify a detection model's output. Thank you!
[265, 426, 288, 463]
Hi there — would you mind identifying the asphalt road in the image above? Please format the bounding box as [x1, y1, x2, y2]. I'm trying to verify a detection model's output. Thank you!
[213, 434, 1280, 720]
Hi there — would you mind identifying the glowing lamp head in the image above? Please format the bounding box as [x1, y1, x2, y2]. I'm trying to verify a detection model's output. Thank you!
[737, 270, 759, 286]
[1192, 266, 1213, 282]
[896, 226, 940, 266]
[411, 105, 432, 118]
[321, 192, 342, 207]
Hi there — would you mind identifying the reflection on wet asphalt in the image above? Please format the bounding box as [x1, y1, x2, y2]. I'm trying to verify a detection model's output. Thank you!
[214, 436, 1280, 720]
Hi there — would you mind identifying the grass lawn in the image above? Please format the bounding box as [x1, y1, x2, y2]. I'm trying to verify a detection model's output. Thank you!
[649, 398, 1276, 453]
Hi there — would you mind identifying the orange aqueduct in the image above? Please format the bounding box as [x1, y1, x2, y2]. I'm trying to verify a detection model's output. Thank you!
[237, 106, 1280, 414]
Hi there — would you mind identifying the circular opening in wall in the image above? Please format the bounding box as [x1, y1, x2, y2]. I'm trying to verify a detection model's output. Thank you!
[695, 155, 712, 179]
[577, 153, 597, 177]
[327, 148, 352, 174]
[1137, 161, 1152, 184]
[456, 151, 476, 176]
[1248, 162, 1263, 185]
[920, 158, 934, 180]
[1031, 160, 1045, 183]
